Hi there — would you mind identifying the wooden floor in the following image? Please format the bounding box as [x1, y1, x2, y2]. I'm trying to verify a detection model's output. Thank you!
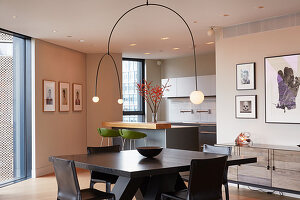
[0, 169, 298, 200]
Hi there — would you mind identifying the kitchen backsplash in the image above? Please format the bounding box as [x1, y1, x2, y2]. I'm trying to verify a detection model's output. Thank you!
[167, 97, 216, 123]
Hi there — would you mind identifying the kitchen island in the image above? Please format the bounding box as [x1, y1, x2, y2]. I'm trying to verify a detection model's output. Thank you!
[103, 121, 199, 151]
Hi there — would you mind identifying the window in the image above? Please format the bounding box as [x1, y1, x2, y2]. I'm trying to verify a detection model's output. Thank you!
[0, 30, 32, 187]
[122, 58, 145, 122]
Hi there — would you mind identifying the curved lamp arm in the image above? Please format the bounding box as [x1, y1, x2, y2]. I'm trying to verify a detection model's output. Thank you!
[93, 53, 122, 102]
[94, 0, 202, 104]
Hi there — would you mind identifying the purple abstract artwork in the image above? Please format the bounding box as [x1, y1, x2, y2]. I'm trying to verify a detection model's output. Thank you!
[276, 67, 300, 112]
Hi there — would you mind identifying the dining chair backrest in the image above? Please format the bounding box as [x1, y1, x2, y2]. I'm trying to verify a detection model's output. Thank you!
[203, 144, 232, 156]
[87, 145, 120, 155]
[52, 157, 81, 200]
[188, 156, 228, 200]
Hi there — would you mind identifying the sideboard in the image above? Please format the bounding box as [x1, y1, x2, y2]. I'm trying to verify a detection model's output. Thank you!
[217, 143, 300, 195]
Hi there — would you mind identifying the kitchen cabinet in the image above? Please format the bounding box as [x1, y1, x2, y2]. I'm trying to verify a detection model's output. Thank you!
[197, 75, 216, 96]
[162, 78, 176, 97]
[176, 77, 196, 97]
[161, 75, 216, 98]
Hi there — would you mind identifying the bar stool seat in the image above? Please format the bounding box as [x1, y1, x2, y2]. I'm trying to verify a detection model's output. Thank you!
[97, 128, 120, 146]
[119, 129, 147, 150]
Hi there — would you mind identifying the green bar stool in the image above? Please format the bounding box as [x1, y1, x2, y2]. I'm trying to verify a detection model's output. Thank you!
[97, 128, 120, 147]
[119, 129, 147, 150]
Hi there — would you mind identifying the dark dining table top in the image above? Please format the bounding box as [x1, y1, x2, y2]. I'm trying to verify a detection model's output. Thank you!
[49, 148, 257, 178]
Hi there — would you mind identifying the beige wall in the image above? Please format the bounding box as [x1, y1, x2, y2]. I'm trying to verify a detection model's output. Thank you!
[86, 53, 123, 147]
[215, 26, 300, 146]
[161, 52, 215, 78]
[35, 40, 87, 177]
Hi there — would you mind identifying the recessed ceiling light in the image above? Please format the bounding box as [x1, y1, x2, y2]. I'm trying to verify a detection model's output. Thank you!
[205, 42, 215, 45]
[12, 15, 17, 19]
[161, 37, 169, 40]
[67, 35, 72, 38]
[79, 39, 85, 42]
[144, 53, 151, 55]
[173, 47, 180, 50]
[258, 6, 264, 9]
[129, 43, 137, 46]
[52, 30, 57, 33]
[223, 14, 230, 17]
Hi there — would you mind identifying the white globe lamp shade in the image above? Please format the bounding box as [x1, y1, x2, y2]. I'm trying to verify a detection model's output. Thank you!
[207, 28, 214, 37]
[92, 96, 100, 103]
[117, 98, 124, 104]
[190, 90, 204, 104]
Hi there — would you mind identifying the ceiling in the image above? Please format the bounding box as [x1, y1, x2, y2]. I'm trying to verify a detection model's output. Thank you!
[1, 0, 300, 59]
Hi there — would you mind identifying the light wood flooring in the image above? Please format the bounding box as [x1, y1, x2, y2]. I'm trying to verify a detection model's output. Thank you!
[0, 169, 298, 200]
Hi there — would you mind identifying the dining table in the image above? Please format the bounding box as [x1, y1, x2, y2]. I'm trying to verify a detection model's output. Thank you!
[49, 148, 257, 200]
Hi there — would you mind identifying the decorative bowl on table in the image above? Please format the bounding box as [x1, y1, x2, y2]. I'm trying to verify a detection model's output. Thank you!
[136, 146, 163, 158]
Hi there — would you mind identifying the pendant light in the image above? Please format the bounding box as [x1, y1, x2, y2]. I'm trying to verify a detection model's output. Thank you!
[93, 0, 204, 105]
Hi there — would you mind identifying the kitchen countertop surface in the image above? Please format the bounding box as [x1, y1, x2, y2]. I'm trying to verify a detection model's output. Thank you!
[103, 121, 198, 130]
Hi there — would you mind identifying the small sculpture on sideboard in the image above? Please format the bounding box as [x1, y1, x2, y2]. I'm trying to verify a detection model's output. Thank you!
[235, 132, 252, 146]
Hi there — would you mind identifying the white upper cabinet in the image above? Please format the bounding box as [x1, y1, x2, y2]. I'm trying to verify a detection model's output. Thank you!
[197, 75, 216, 96]
[161, 78, 177, 97]
[161, 75, 216, 98]
[176, 77, 196, 97]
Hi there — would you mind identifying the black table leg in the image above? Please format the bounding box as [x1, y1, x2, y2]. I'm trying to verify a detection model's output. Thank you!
[142, 173, 179, 200]
[176, 173, 188, 191]
[112, 176, 144, 200]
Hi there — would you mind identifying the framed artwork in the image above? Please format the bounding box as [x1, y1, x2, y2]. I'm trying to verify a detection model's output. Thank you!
[235, 95, 257, 119]
[236, 62, 256, 90]
[265, 54, 300, 124]
[43, 80, 56, 112]
[73, 83, 83, 111]
[59, 82, 70, 112]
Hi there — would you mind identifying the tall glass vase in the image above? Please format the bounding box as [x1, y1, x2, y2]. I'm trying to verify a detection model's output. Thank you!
[152, 112, 157, 123]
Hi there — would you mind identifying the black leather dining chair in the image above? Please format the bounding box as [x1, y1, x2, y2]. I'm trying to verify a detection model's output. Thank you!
[161, 156, 228, 200]
[180, 144, 232, 200]
[87, 145, 120, 193]
[52, 157, 115, 200]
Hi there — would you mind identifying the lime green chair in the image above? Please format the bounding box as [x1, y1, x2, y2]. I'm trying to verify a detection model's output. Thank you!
[97, 128, 120, 146]
[119, 129, 147, 150]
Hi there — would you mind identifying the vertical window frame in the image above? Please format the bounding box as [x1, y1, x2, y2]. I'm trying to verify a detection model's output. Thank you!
[122, 58, 145, 121]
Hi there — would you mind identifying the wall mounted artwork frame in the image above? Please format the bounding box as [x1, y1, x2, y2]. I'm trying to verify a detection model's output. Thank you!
[59, 82, 70, 112]
[43, 80, 56, 112]
[265, 53, 300, 124]
[236, 62, 256, 90]
[235, 95, 257, 119]
[73, 83, 83, 112]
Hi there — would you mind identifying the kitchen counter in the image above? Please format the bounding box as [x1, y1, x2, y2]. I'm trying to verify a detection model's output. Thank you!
[104, 121, 199, 151]
[102, 121, 172, 129]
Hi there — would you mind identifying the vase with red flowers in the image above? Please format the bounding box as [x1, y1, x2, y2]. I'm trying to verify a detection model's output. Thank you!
[137, 80, 171, 123]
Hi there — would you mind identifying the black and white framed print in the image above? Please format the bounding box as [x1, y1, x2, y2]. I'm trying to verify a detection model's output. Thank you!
[235, 95, 257, 119]
[265, 54, 300, 123]
[236, 62, 256, 90]
[43, 80, 56, 112]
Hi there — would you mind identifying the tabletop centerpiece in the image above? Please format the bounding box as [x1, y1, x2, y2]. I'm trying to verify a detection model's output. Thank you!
[137, 79, 171, 123]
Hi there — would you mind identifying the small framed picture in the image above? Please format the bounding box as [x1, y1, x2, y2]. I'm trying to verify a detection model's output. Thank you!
[236, 62, 256, 90]
[73, 83, 83, 111]
[235, 95, 257, 119]
[59, 82, 70, 112]
[43, 80, 56, 112]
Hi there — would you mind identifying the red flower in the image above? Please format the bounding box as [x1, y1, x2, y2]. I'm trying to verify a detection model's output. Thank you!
[136, 79, 171, 113]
